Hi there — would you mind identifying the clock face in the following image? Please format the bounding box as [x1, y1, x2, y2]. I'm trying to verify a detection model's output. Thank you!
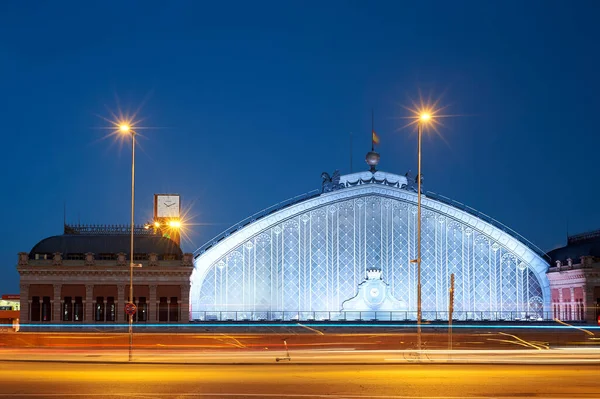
[156, 195, 180, 218]
[370, 288, 380, 298]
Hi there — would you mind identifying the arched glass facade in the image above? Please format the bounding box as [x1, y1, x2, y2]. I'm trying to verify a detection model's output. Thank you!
[191, 172, 550, 321]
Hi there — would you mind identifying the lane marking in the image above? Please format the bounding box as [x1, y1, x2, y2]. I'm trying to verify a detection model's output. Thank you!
[297, 323, 325, 335]
[553, 319, 595, 337]
[496, 332, 547, 350]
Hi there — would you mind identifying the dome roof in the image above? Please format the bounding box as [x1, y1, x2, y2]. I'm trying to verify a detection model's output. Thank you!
[29, 234, 183, 259]
[547, 230, 600, 263]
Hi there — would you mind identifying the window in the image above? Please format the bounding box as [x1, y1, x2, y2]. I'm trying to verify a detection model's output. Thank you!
[133, 253, 148, 261]
[98, 253, 117, 260]
[158, 297, 168, 322]
[95, 296, 104, 322]
[169, 296, 179, 322]
[66, 253, 85, 260]
[31, 296, 40, 322]
[162, 254, 177, 261]
[63, 297, 73, 321]
[41, 297, 51, 322]
[137, 297, 147, 322]
[106, 297, 115, 322]
[74, 297, 83, 322]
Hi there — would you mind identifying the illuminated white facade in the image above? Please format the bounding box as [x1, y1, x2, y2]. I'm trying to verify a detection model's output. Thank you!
[191, 170, 550, 321]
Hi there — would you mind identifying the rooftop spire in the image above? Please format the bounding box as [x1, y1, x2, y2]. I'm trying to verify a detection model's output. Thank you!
[366, 110, 380, 172]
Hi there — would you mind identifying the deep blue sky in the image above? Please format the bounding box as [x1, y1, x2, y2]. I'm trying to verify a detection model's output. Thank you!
[1, 1, 599, 294]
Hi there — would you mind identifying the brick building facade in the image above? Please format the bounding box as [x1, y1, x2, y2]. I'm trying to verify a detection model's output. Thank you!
[17, 224, 193, 326]
[546, 230, 600, 324]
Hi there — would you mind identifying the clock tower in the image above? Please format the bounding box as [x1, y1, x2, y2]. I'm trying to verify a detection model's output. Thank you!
[153, 194, 182, 246]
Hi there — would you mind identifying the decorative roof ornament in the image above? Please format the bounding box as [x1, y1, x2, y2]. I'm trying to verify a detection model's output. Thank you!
[365, 150, 380, 172]
[321, 170, 344, 193]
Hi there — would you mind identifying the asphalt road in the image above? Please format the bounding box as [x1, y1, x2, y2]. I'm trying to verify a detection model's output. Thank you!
[0, 361, 598, 398]
[3, 327, 599, 352]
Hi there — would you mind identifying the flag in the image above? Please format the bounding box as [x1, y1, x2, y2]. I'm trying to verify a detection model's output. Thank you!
[372, 130, 380, 146]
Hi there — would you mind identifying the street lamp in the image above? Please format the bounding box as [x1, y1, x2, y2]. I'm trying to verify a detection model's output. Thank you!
[416, 111, 432, 353]
[119, 123, 136, 362]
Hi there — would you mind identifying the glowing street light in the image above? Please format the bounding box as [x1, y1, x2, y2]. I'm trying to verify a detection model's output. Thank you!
[415, 109, 434, 355]
[401, 96, 454, 355]
[118, 121, 136, 362]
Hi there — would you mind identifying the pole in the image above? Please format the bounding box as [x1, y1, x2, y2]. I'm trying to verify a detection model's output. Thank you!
[371, 109, 374, 151]
[449, 273, 454, 351]
[350, 132, 353, 173]
[128, 132, 135, 362]
[417, 122, 422, 353]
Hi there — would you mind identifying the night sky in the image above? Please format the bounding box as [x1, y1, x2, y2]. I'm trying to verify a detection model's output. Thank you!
[1, 1, 599, 294]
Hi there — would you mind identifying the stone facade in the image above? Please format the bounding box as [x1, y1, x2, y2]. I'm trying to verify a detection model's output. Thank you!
[17, 252, 193, 325]
[547, 256, 600, 323]
[546, 228, 600, 324]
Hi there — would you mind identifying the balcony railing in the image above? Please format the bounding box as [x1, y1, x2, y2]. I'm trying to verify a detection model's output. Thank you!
[190, 310, 556, 323]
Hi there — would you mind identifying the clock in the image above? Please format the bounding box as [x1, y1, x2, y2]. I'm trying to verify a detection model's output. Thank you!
[155, 194, 180, 218]
[370, 288, 380, 298]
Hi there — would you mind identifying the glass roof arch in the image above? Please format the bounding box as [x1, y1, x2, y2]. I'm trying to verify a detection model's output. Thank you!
[191, 171, 550, 319]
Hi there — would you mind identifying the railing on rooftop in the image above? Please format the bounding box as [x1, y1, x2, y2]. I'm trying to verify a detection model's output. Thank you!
[64, 223, 157, 236]
[568, 229, 600, 244]
[192, 183, 550, 262]
[425, 191, 550, 261]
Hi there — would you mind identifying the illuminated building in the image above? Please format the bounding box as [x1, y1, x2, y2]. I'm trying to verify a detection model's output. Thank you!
[17, 194, 193, 326]
[0, 295, 20, 331]
[191, 152, 552, 321]
[546, 230, 600, 323]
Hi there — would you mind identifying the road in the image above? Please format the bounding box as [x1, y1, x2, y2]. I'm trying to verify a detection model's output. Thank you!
[3, 327, 599, 352]
[0, 361, 598, 398]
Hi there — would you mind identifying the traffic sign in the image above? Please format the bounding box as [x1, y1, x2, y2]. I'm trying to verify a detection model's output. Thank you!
[125, 302, 137, 316]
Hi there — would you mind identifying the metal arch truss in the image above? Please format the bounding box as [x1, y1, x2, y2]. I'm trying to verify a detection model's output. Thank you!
[191, 184, 550, 320]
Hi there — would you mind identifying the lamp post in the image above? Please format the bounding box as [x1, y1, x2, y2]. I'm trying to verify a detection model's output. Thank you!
[416, 112, 430, 353]
[119, 123, 135, 362]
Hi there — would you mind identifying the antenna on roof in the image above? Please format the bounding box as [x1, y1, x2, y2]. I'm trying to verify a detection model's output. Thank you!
[350, 132, 353, 173]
